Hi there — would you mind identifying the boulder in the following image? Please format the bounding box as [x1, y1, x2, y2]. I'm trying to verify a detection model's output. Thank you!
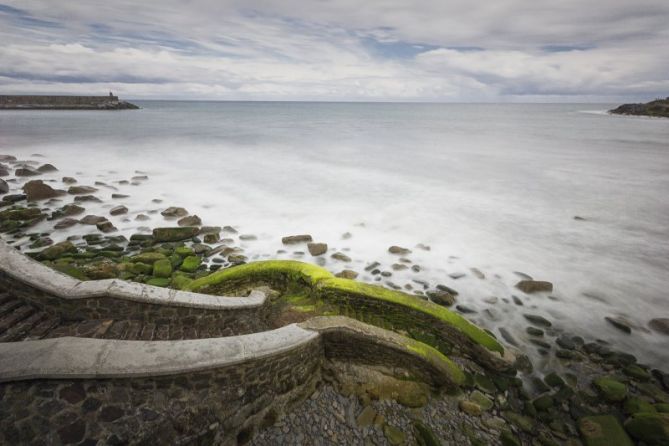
[153, 259, 173, 278]
[37, 163, 58, 173]
[0, 179, 8, 194]
[282, 234, 312, 244]
[515, 280, 553, 293]
[459, 400, 482, 416]
[96, 221, 117, 233]
[80, 215, 107, 225]
[624, 413, 669, 445]
[22, 180, 65, 201]
[578, 415, 633, 446]
[67, 185, 98, 195]
[178, 215, 201, 226]
[307, 242, 328, 256]
[161, 207, 188, 218]
[38, 241, 77, 260]
[649, 318, 669, 336]
[15, 167, 41, 176]
[388, 245, 411, 255]
[153, 226, 199, 242]
[109, 205, 128, 216]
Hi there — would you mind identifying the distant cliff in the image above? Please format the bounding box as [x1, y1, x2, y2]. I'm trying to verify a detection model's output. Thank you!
[609, 97, 669, 118]
[0, 94, 139, 110]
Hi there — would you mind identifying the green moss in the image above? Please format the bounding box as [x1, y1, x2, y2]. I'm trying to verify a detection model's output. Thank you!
[319, 278, 503, 354]
[51, 263, 88, 281]
[130, 252, 166, 264]
[624, 397, 656, 415]
[593, 377, 627, 403]
[153, 259, 173, 278]
[175, 246, 194, 257]
[146, 277, 171, 287]
[171, 274, 193, 290]
[413, 421, 441, 446]
[180, 255, 201, 272]
[579, 415, 633, 446]
[405, 339, 465, 386]
[624, 413, 669, 445]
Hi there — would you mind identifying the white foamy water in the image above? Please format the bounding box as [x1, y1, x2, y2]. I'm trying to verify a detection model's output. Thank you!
[1, 102, 668, 368]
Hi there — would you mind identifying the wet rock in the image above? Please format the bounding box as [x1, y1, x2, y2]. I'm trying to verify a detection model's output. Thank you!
[426, 290, 455, 306]
[132, 175, 148, 181]
[74, 195, 101, 203]
[388, 245, 411, 255]
[52, 204, 85, 219]
[624, 413, 669, 445]
[341, 232, 352, 239]
[0, 167, 8, 177]
[512, 295, 523, 305]
[0, 179, 8, 194]
[239, 234, 257, 241]
[153, 259, 173, 278]
[391, 263, 408, 271]
[54, 218, 79, 229]
[436, 284, 459, 295]
[21, 180, 64, 201]
[471, 267, 485, 279]
[80, 215, 107, 225]
[593, 376, 627, 402]
[456, 304, 477, 313]
[109, 205, 128, 216]
[178, 215, 201, 226]
[96, 221, 117, 233]
[161, 207, 188, 218]
[111, 193, 129, 199]
[356, 406, 376, 427]
[365, 261, 381, 271]
[499, 327, 518, 346]
[449, 272, 466, 279]
[222, 225, 238, 234]
[0, 155, 16, 162]
[135, 214, 150, 221]
[382, 424, 405, 446]
[282, 234, 312, 244]
[331, 252, 351, 262]
[416, 243, 430, 251]
[335, 269, 358, 279]
[579, 415, 633, 446]
[1, 193, 26, 203]
[307, 242, 328, 256]
[37, 241, 77, 260]
[605, 316, 632, 334]
[62, 177, 77, 184]
[37, 163, 58, 173]
[67, 185, 98, 195]
[459, 400, 482, 416]
[649, 318, 669, 335]
[523, 314, 552, 327]
[153, 226, 199, 242]
[203, 233, 220, 244]
[515, 280, 553, 293]
[574, 216, 587, 221]
[556, 335, 576, 350]
[58, 419, 86, 445]
[15, 166, 41, 176]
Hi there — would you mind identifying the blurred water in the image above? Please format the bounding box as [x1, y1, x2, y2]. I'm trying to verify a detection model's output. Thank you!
[1, 101, 668, 367]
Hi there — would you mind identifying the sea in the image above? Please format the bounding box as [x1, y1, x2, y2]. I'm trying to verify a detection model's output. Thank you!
[1, 101, 668, 369]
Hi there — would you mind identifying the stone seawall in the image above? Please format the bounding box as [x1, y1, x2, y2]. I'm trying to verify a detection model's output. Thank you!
[0, 95, 138, 110]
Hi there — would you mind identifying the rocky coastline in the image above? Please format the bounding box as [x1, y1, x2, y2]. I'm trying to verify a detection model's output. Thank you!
[1, 152, 669, 445]
[609, 98, 669, 118]
[0, 95, 139, 110]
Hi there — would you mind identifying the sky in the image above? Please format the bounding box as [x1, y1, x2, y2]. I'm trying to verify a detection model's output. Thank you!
[0, 1, 668, 102]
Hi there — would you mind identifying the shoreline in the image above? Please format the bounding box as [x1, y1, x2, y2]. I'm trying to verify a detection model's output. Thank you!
[2, 152, 669, 444]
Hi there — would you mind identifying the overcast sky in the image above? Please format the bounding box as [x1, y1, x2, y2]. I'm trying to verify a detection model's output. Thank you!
[1, 1, 667, 102]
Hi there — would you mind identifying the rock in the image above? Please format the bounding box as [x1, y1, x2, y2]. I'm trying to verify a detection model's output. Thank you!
[203, 233, 220, 244]
[130, 252, 166, 264]
[132, 175, 148, 181]
[470, 390, 494, 411]
[67, 185, 98, 195]
[574, 216, 587, 221]
[153, 226, 199, 242]
[593, 376, 627, 402]
[180, 256, 202, 272]
[54, 217, 79, 229]
[624, 365, 651, 382]
[383, 424, 406, 446]
[392, 263, 408, 271]
[515, 280, 553, 293]
[356, 406, 376, 427]
[624, 397, 656, 415]
[282, 234, 312, 244]
[556, 335, 576, 350]
[37, 163, 58, 172]
[111, 193, 129, 199]
[649, 318, 669, 335]
[135, 214, 150, 221]
[335, 269, 358, 279]
[74, 195, 101, 203]
[307, 242, 328, 256]
[388, 245, 411, 255]
[456, 304, 476, 313]
[222, 225, 238, 233]
[80, 215, 107, 225]
[526, 326, 544, 336]
[459, 400, 482, 416]
[624, 413, 669, 445]
[161, 207, 188, 218]
[15, 167, 41, 176]
[153, 259, 173, 278]
[413, 421, 440, 446]
[109, 205, 128, 216]
[523, 314, 552, 327]
[436, 284, 459, 295]
[498, 327, 518, 346]
[1, 193, 26, 203]
[503, 412, 534, 433]
[500, 429, 521, 446]
[544, 372, 565, 388]
[146, 277, 170, 287]
[471, 267, 485, 279]
[578, 415, 633, 446]
[605, 316, 632, 334]
[62, 177, 77, 184]
[178, 215, 201, 226]
[0, 155, 16, 162]
[0, 179, 8, 194]
[449, 272, 466, 279]
[21, 180, 64, 201]
[533, 393, 555, 411]
[53, 204, 85, 218]
[96, 221, 117, 233]
[38, 241, 77, 260]
[331, 252, 351, 262]
[239, 234, 257, 241]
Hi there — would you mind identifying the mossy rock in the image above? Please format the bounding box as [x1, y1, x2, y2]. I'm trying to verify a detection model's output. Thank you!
[470, 390, 494, 411]
[413, 421, 441, 446]
[623, 364, 651, 382]
[146, 277, 171, 287]
[656, 404, 669, 413]
[593, 377, 627, 402]
[503, 411, 534, 433]
[180, 255, 201, 272]
[578, 415, 633, 446]
[153, 226, 199, 242]
[533, 393, 555, 411]
[624, 397, 657, 415]
[474, 374, 497, 394]
[382, 423, 406, 446]
[51, 263, 88, 281]
[171, 274, 193, 290]
[500, 429, 521, 446]
[130, 252, 167, 264]
[37, 241, 77, 260]
[459, 400, 482, 416]
[623, 412, 669, 445]
[175, 246, 194, 257]
[544, 372, 565, 388]
[153, 259, 173, 278]
[127, 262, 152, 275]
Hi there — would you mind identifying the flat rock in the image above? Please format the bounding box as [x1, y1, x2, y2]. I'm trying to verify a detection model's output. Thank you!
[109, 205, 128, 216]
[68, 185, 98, 195]
[579, 415, 633, 446]
[282, 234, 312, 244]
[96, 221, 117, 233]
[153, 226, 199, 242]
[73, 195, 101, 203]
[331, 252, 351, 262]
[111, 193, 129, 199]
[515, 280, 553, 293]
[388, 245, 411, 255]
[161, 207, 188, 217]
[523, 314, 552, 327]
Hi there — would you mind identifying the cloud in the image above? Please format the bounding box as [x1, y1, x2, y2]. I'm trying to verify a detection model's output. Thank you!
[0, 0, 667, 101]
